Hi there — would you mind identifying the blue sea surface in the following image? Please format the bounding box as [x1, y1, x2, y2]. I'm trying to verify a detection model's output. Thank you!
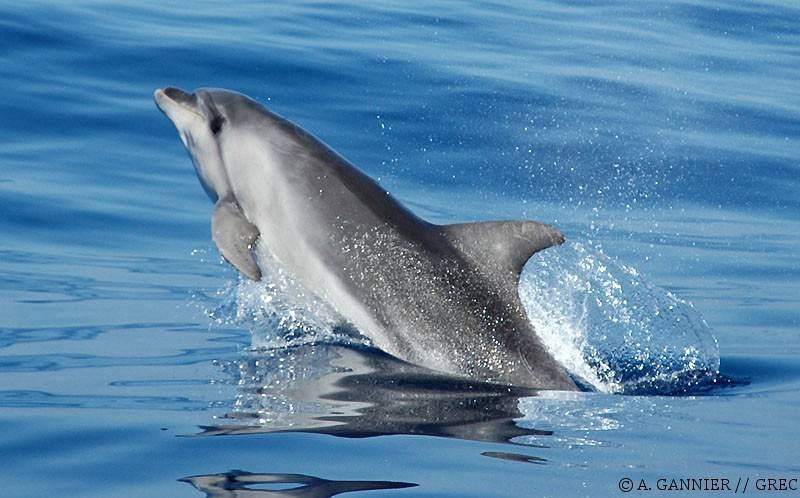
[1, 1, 799, 497]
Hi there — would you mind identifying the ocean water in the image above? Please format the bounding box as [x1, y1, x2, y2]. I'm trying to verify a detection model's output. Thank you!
[1, 1, 799, 497]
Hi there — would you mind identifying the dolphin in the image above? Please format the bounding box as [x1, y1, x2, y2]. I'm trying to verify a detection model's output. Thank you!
[154, 87, 576, 391]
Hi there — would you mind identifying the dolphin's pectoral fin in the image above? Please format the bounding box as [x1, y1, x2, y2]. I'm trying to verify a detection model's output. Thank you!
[440, 220, 565, 281]
[212, 200, 262, 281]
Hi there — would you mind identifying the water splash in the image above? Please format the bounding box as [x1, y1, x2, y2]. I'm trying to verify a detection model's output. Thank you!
[202, 239, 720, 395]
[205, 245, 367, 351]
[520, 241, 720, 395]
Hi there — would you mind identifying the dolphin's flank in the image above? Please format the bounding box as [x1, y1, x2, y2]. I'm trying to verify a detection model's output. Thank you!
[154, 86, 577, 391]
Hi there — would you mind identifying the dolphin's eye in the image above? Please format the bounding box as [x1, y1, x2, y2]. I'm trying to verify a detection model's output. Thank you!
[210, 115, 225, 135]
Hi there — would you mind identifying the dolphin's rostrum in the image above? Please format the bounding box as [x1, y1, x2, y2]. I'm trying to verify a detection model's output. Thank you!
[154, 87, 577, 390]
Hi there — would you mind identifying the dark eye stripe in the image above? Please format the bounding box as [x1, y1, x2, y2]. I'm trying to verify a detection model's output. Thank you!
[210, 116, 224, 135]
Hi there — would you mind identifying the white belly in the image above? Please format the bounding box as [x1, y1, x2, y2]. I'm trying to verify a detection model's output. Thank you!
[230, 159, 393, 354]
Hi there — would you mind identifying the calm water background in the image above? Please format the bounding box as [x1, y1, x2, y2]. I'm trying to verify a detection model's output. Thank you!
[1, 1, 799, 497]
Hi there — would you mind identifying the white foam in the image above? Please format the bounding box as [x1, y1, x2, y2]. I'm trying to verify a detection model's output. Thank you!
[204, 247, 365, 351]
[520, 241, 719, 394]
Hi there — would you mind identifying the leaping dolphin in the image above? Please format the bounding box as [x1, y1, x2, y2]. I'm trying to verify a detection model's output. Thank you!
[154, 87, 576, 391]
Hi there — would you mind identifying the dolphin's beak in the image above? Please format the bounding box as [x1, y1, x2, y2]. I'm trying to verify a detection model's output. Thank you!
[153, 88, 174, 113]
[163, 87, 193, 102]
[154, 86, 195, 105]
[154, 87, 202, 119]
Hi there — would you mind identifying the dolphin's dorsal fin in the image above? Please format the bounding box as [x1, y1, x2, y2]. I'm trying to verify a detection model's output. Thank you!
[440, 220, 565, 281]
[212, 199, 262, 281]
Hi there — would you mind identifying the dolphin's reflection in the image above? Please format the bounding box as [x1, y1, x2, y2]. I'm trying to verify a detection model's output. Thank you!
[180, 470, 416, 498]
[202, 344, 553, 446]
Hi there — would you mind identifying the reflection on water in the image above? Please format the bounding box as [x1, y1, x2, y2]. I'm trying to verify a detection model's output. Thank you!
[180, 470, 416, 498]
[195, 340, 748, 476]
[200, 344, 550, 445]
[481, 451, 547, 465]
